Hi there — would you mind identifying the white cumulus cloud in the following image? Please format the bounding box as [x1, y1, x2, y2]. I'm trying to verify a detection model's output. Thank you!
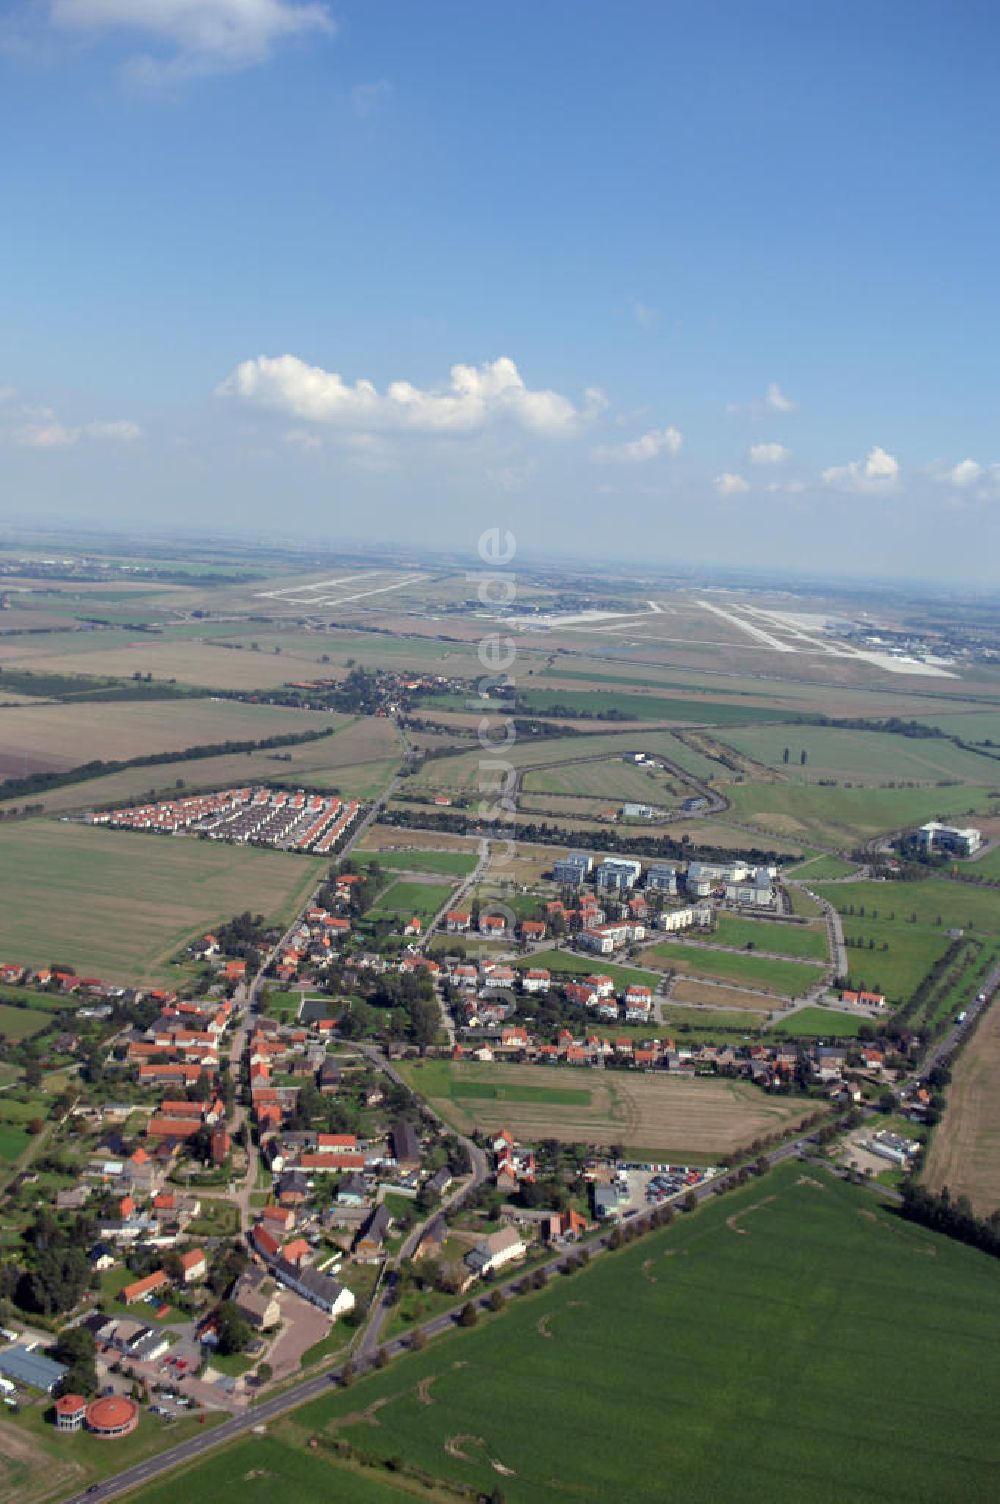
[50, 0, 334, 79]
[727, 382, 797, 418]
[948, 458, 984, 488]
[3, 395, 141, 449]
[592, 426, 682, 464]
[714, 472, 750, 496]
[822, 445, 899, 494]
[218, 353, 589, 436]
[748, 441, 790, 465]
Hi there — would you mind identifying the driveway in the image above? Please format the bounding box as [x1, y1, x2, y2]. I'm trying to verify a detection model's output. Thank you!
[266, 1289, 334, 1381]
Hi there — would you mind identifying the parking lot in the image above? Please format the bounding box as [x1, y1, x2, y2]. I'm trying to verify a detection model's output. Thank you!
[617, 1162, 718, 1212]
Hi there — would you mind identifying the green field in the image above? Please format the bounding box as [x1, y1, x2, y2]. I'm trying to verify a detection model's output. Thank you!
[0, 1003, 52, 1041]
[129, 1434, 409, 1504]
[513, 948, 661, 991]
[410, 730, 735, 793]
[366, 878, 455, 924]
[814, 875, 1000, 1004]
[969, 844, 1000, 878]
[785, 853, 859, 880]
[0, 821, 323, 985]
[0, 1124, 31, 1164]
[716, 724, 997, 784]
[151, 1161, 1000, 1504]
[522, 757, 680, 802]
[696, 915, 830, 961]
[648, 941, 823, 996]
[402, 1058, 591, 1108]
[352, 848, 479, 877]
[768, 1007, 863, 1038]
[494, 687, 805, 725]
[910, 710, 1000, 744]
[727, 780, 998, 851]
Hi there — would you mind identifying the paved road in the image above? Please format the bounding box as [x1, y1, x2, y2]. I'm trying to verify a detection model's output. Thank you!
[919, 962, 1000, 1078]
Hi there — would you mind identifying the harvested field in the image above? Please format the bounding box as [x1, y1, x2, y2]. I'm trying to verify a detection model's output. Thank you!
[0, 821, 323, 985]
[0, 639, 316, 689]
[357, 822, 481, 855]
[923, 999, 1000, 1215]
[399, 1059, 813, 1157]
[671, 979, 774, 1013]
[0, 714, 395, 817]
[0, 699, 339, 777]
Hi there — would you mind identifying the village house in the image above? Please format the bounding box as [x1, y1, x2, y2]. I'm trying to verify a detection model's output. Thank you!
[465, 1226, 527, 1278]
[232, 1265, 281, 1330]
[179, 1248, 207, 1284]
[354, 1202, 393, 1262]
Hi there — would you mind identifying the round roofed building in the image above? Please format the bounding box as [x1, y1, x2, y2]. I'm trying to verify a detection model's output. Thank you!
[85, 1394, 139, 1438]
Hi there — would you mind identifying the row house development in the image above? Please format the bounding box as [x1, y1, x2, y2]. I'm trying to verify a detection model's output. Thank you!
[88, 785, 360, 854]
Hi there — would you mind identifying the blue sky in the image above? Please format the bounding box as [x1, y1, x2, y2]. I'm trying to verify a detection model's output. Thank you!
[2, 1, 999, 581]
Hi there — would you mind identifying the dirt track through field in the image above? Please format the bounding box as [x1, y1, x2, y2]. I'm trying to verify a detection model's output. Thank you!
[0, 1420, 83, 1504]
[923, 998, 1000, 1216]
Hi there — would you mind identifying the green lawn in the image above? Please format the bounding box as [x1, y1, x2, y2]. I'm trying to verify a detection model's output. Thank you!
[187, 1200, 240, 1237]
[0, 1123, 31, 1163]
[513, 948, 662, 991]
[768, 1007, 863, 1038]
[647, 941, 823, 996]
[785, 885, 823, 917]
[0, 820, 324, 986]
[401, 1058, 591, 1108]
[184, 1161, 1000, 1504]
[353, 849, 479, 877]
[696, 915, 829, 961]
[0, 1003, 52, 1041]
[365, 878, 455, 924]
[970, 845, 1000, 878]
[785, 853, 860, 880]
[261, 988, 303, 1021]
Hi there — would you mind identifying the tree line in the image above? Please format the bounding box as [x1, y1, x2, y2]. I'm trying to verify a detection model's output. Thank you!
[0, 725, 336, 803]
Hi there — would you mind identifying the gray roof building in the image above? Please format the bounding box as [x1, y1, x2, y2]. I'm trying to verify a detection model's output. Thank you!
[0, 1345, 67, 1394]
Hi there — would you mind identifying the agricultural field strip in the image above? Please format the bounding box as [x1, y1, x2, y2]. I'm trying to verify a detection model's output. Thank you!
[0, 699, 340, 774]
[0, 821, 323, 985]
[714, 724, 997, 783]
[400, 1059, 812, 1153]
[923, 997, 1000, 1215]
